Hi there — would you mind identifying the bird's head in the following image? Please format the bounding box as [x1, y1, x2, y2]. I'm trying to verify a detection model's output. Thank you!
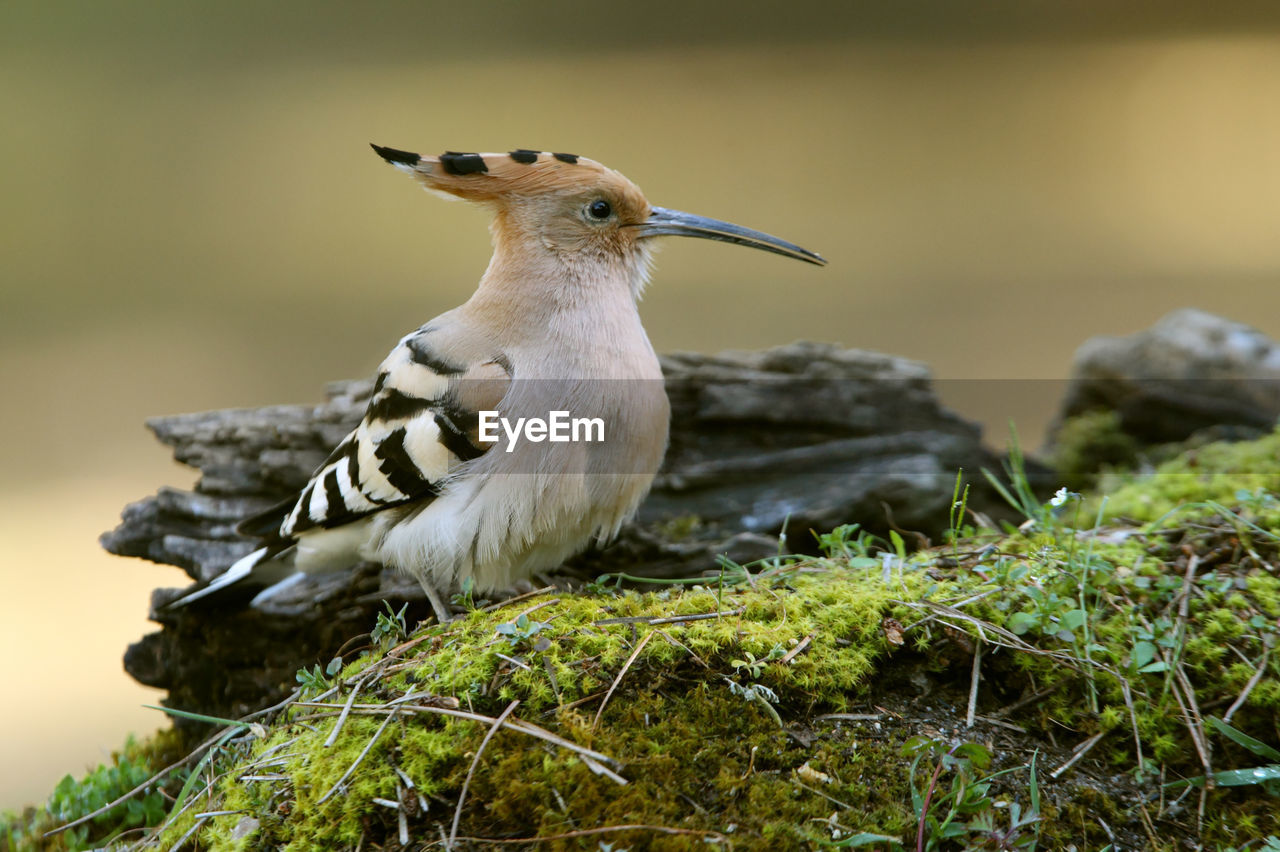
[372, 145, 824, 295]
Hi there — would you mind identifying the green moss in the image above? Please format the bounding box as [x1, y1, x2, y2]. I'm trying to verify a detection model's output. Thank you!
[1098, 426, 1280, 523]
[13, 430, 1280, 850]
[122, 564, 944, 850]
[1050, 409, 1140, 489]
[1251, 572, 1280, 616]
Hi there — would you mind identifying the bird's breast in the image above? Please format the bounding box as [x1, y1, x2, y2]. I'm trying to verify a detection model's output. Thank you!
[461, 293, 670, 478]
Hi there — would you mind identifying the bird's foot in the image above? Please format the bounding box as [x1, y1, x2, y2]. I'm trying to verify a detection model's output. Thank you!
[422, 581, 456, 624]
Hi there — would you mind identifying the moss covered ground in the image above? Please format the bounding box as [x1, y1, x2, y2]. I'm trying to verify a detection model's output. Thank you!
[6, 426, 1280, 851]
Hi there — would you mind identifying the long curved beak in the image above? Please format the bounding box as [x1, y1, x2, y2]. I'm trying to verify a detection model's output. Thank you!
[634, 207, 826, 266]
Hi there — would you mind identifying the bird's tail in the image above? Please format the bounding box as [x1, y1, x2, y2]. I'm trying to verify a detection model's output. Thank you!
[164, 544, 297, 610]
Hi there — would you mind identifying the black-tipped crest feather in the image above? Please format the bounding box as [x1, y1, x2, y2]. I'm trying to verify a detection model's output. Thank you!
[370, 144, 421, 166]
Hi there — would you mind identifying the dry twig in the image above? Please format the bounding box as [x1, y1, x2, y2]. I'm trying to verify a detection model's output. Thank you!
[452, 824, 727, 845]
[448, 700, 519, 849]
[593, 630, 655, 731]
[595, 607, 744, 627]
[779, 633, 815, 665]
[292, 698, 626, 776]
[815, 713, 883, 723]
[325, 671, 376, 748]
[1050, 731, 1107, 780]
[317, 708, 400, 805]
[653, 629, 712, 669]
[1222, 640, 1272, 724]
[480, 586, 558, 612]
[965, 639, 982, 728]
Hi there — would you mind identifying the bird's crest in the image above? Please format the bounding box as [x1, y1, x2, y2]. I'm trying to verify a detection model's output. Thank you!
[370, 145, 642, 206]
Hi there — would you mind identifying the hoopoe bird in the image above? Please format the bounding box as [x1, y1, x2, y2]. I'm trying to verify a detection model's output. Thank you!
[169, 145, 825, 622]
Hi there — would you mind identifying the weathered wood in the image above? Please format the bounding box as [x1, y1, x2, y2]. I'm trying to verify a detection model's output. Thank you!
[105, 342, 1021, 722]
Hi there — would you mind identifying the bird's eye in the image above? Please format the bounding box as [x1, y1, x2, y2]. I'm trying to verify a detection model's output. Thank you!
[587, 199, 612, 220]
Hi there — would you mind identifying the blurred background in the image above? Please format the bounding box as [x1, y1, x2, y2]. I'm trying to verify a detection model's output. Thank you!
[3, 0, 1280, 811]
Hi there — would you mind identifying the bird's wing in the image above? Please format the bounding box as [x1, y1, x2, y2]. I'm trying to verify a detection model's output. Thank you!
[240, 328, 511, 541]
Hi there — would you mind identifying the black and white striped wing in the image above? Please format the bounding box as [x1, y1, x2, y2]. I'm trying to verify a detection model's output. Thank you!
[243, 331, 509, 540]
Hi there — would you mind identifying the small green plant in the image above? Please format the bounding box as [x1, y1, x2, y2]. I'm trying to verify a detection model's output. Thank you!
[724, 677, 783, 728]
[820, 830, 905, 849]
[1004, 582, 1090, 642]
[495, 612, 551, 650]
[40, 739, 170, 851]
[450, 577, 477, 610]
[1234, 487, 1279, 514]
[904, 737, 1041, 851]
[1127, 616, 1177, 676]
[296, 657, 342, 693]
[730, 645, 786, 679]
[370, 600, 409, 647]
[814, 523, 880, 563]
[986, 483, 1114, 711]
[947, 469, 973, 557]
[1168, 716, 1280, 793]
[580, 574, 624, 596]
[982, 425, 1046, 528]
[1218, 838, 1280, 852]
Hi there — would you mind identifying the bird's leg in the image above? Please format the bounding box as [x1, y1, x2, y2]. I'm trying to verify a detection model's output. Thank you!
[421, 580, 455, 624]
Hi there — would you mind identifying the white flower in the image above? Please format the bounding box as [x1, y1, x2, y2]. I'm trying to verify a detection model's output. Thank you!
[1050, 487, 1070, 507]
